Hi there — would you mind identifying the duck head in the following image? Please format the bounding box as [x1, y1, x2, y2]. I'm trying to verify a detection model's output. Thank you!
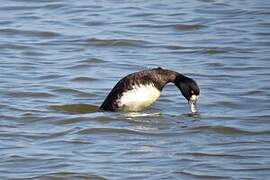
[175, 75, 200, 113]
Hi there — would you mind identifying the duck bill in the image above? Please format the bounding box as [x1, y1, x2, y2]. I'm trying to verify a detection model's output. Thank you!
[188, 95, 198, 113]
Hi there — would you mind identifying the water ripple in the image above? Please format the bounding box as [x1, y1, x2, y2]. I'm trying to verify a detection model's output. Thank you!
[190, 125, 270, 135]
[85, 38, 151, 48]
[51, 88, 95, 97]
[71, 76, 97, 82]
[78, 127, 158, 136]
[5, 91, 55, 98]
[38, 172, 107, 180]
[174, 24, 207, 30]
[0, 28, 61, 38]
[175, 171, 229, 179]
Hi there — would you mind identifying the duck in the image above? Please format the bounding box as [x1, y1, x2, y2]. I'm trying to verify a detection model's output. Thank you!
[100, 67, 200, 113]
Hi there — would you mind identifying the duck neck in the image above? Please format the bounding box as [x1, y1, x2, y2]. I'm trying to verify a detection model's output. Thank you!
[159, 69, 181, 83]
[156, 69, 182, 88]
[160, 69, 192, 91]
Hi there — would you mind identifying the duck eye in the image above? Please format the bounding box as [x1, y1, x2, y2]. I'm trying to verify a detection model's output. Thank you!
[190, 90, 194, 94]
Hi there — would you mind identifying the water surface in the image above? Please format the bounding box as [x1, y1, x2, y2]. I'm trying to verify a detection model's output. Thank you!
[1, 0, 270, 179]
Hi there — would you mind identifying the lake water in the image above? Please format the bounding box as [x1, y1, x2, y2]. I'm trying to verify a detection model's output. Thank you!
[1, 0, 270, 179]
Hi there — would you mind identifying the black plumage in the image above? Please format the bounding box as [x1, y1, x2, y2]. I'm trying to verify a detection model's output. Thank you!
[100, 67, 199, 112]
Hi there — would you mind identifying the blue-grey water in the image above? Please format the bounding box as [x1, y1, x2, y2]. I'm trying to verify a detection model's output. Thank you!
[1, 0, 270, 179]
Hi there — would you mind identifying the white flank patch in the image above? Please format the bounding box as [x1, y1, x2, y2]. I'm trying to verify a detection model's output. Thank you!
[119, 84, 160, 112]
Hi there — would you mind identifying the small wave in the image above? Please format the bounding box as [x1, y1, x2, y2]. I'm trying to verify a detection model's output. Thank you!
[85, 38, 150, 48]
[52, 117, 91, 125]
[190, 125, 270, 135]
[220, 66, 268, 71]
[65, 64, 93, 69]
[206, 62, 225, 67]
[79, 58, 107, 64]
[64, 139, 94, 144]
[0, 28, 61, 38]
[175, 171, 229, 179]
[165, 46, 228, 54]
[37, 74, 65, 80]
[78, 127, 156, 136]
[51, 88, 95, 97]
[5, 91, 55, 98]
[34, 172, 107, 180]
[218, 100, 240, 107]
[184, 152, 244, 158]
[202, 48, 228, 54]
[50, 104, 99, 114]
[128, 23, 206, 32]
[71, 77, 97, 82]
[128, 12, 157, 18]
[0, 43, 32, 50]
[174, 24, 206, 31]
[241, 90, 266, 96]
[165, 45, 187, 50]
[65, 58, 106, 70]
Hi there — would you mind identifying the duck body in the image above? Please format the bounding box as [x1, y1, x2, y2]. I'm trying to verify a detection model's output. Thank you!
[118, 83, 161, 111]
[100, 67, 200, 112]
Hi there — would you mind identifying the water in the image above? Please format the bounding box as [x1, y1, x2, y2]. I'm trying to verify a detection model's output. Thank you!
[1, 0, 270, 179]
